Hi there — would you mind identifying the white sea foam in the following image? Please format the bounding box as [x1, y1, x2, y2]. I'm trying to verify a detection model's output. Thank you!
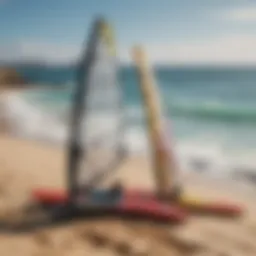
[0, 90, 68, 144]
[1, 89, 256, 180]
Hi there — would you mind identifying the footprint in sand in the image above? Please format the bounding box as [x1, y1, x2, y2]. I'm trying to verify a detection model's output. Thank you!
[78, 223, 152, 255]
[244, 220, 256, 236]
[198, 225, 256, 255]
[0, 171, 12, 197]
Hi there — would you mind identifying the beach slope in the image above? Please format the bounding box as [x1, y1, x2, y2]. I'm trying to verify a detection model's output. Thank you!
[0, 135, 256, 256]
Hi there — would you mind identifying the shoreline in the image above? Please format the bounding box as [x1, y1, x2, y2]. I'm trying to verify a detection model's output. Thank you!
[1, 87, 256, 186]
[0, 132, 255, 202]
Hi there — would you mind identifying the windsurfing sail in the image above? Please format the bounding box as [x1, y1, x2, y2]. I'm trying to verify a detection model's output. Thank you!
[132, 46, 179, 198]
[67, 18, 126, 204]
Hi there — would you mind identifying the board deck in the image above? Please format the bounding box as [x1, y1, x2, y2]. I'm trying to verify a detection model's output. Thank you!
[32, 188, 243, 217]
[31, 188, 187, 223]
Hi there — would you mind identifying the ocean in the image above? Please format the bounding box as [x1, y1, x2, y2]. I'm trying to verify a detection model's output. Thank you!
[6, 65, 256, 177]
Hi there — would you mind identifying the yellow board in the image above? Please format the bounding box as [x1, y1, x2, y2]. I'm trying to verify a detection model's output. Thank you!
[132, 46, 177, 197]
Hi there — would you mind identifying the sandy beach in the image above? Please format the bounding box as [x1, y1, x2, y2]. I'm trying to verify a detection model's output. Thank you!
[0, 134, 256, 256]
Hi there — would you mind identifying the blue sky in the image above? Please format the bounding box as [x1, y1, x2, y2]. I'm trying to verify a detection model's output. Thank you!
[1, 0, 256, 65]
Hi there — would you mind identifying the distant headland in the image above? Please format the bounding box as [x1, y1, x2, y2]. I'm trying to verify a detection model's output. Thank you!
[0, 67, 27, 91]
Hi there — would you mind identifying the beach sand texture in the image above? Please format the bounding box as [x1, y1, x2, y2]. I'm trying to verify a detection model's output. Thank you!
[0, 135, 256, 256]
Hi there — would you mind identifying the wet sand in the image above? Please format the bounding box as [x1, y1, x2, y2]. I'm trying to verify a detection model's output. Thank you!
[0, 134, 256, 256]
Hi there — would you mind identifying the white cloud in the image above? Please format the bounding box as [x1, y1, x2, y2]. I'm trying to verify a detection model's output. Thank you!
[123, 34, 256, 66]
[170, 34, 256, 65]
[20, 42, 80, 63]
[224, 7, 256, 22]
[0, 41, 80, 64]
[1, 34, 256, 66]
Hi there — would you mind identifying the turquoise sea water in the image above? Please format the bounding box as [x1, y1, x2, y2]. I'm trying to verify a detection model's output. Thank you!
[15, 65, 256, 174]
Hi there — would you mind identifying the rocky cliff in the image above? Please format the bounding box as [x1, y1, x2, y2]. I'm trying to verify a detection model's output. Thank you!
[0, 68, 26, 89]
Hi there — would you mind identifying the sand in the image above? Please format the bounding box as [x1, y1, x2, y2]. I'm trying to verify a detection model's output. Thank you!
[0, 134, 256, 256]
